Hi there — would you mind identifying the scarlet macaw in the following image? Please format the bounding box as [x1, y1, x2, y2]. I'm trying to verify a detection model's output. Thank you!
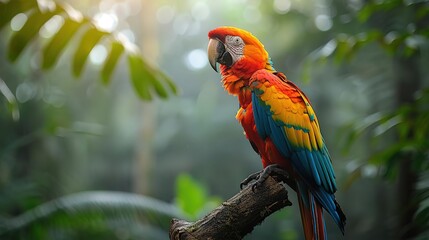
[207, 26, 346, 240]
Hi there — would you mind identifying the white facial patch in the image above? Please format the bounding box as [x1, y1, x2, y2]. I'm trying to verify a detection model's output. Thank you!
[225, 35, 244, 63]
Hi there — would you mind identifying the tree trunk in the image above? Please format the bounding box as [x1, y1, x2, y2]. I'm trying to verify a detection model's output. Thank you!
[394, 53, 420, 240]
[133, 0, 159, 195]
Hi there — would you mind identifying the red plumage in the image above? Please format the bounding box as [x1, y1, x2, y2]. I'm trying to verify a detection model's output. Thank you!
[208, 26, 346, 240]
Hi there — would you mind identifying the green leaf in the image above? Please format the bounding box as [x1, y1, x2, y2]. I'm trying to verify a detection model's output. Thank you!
[373, 115, 401, 137]
[155, 69, 178, 96]
[416, 187, 429, 203]
[42, 18, 84, 69]
[8, 6, 61, 62]
[383, 155, 400, 180]
[368, 142, 404, 165]
[355, 112, 385, 132]
[127, 54, 152, 100]
[357, 1, 403, 22]
[175, 174, 207, 219]
[0, 191, 183, 238]
[1, 0, 178, 101]
[334, 35, 355, 63]
[126, 49, 177, 100]
[358, 3, 379, 22]
[415, 207, 429, 229]
[0, 0, 38, 30]
[141, 59, 169, 99]
[0, 77, 19, 121]
[101, 41, 124, 85]
[72, 26, 107, 77]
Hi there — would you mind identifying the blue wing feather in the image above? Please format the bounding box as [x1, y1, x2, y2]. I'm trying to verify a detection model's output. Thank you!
[250, 72, 343, 229]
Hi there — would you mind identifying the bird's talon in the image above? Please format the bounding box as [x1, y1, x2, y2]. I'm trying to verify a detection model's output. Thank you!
[240, 170, 263, 189]
[242, 164, 291, 192]
[251, 181, 262, 192]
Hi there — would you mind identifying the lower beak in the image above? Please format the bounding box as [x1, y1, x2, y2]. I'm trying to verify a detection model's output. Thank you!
[207, 38, 222, 72]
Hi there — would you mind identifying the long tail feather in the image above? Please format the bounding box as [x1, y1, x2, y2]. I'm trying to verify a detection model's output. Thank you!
[297, 181, 327, 240]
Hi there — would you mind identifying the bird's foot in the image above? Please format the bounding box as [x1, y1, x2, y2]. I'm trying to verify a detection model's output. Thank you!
[240, 170, 263, 189]
[240, 164, 291, 192]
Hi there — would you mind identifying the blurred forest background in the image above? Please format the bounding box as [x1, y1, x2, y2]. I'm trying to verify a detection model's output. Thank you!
[0, 0, 428, 239]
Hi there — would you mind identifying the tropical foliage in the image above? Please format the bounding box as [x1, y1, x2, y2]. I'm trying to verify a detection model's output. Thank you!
[0, 191, 183, 239]
[0, 0, 177, 102]
[1, 0, 428, 239]
[324, 1, 429, 239]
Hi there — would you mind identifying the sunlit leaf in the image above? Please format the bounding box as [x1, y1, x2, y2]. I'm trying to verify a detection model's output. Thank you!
[357, 4, 374, 22]
[127, 54, 152, 100]
[72, 26, 107, 77]
[0, 0, 177, 100]
[334, 34, 361, 63]
[0, 77, 19, 121]
[42, 18, 84, 69]
[1, 0, 177, 101]
[156, 69, 178, 96]
[0, 0, 38, 30]
[310, 39, 337, 60]
[8, 6, 61, 61]
[141, 59, 168, 99]
[175, 174, 207, 219]
[373, 115, 402, 137]
[101, 41, 124, 84]
[355, 112, 385, 132]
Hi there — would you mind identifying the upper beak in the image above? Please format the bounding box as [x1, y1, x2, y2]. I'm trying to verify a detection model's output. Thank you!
[207, 38, 223, 72]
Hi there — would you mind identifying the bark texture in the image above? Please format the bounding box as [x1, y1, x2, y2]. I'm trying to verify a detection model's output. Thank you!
[169, 176, 292, 240]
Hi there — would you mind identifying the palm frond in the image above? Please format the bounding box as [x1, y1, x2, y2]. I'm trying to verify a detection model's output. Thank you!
[0, 0, 177, 100]
[0, 191, 184, 239]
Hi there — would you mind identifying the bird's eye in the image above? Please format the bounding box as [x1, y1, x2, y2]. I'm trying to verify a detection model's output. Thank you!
[232, 36, 243, 46]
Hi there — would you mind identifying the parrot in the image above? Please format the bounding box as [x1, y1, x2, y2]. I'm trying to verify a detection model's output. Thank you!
[207, 26, 346, 240]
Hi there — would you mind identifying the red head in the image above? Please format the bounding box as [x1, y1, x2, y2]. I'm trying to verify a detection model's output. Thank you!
[207, 27, 274, 94]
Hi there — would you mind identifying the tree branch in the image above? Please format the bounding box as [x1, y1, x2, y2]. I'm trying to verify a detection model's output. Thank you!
[169, 175, 292, 240]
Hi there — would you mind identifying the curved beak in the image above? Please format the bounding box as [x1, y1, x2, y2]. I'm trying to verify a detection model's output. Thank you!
[207, 38, 222, 72]
[207, 38, 234, 72]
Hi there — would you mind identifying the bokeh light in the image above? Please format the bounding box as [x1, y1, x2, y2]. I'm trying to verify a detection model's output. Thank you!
[185, 49, 207, 70]
[94, 12, 118, 32]
[16, 82, 37, 103]
[273, 0, 291, 14]
[39, 15, 64, 39]
[156, 5, 175, 24]
[10, 13, 27, 31]
[89, 44, 108, 65]
[191, 2, 210, 21]
[118, 29, 135, 43]
[315, 14, 332, 31]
